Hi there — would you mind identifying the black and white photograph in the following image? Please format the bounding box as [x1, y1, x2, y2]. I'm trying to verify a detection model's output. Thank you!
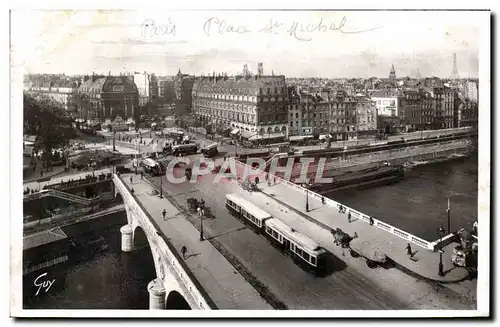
[9, 5, 490, 318]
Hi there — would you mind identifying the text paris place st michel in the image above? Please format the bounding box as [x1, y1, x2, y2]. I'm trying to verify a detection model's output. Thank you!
[141, 16, 383, 41]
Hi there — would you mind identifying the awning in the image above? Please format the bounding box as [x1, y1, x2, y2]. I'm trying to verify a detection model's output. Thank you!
[289, 135, 314, 141]
[249, 133, 285, 141]
[319, 134, 333, 141]
[230, 128, 240, 135]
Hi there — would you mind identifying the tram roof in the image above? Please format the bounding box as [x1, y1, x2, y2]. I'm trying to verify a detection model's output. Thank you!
[265, 218, 322, 253]
[225, 193, 272, 221]
[142, 158, 159, 167]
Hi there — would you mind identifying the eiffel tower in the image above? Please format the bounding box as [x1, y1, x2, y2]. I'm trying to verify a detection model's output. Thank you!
[450, 53, 459, 79]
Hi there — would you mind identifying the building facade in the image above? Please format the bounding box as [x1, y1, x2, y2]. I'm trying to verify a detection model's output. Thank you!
[192, 74, 289, 143]
[24, 81, 80, 116]
[174, 69, 195, 116]
[354, 96, 378, 135]
[149, 74, 159, 102]
[457, 98, 478, 128]
[78, 75, 139, 121]
[370, 89, 399, 116]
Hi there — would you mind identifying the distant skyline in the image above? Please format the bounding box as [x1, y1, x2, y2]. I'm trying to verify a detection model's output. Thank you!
[12, 10, 484, 78]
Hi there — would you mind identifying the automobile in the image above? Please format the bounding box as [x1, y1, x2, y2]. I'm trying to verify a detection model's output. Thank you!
[115, 165, 132, 174]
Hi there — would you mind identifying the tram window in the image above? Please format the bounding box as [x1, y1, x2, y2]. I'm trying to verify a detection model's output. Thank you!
[303, 252, 310, 261]
[311, 256, 316, 265]
[266, 227, 271, 233]
[291, 244, 295, 251]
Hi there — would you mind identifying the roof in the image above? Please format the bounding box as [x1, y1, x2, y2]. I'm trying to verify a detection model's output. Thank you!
[265, 218, 322, 253]
[193, 75, 286, 94]
[370, 89, 398, 98]
[225, 194, 272, 221]
[24, 227, 68, 250]
[142, 158, 159, 167]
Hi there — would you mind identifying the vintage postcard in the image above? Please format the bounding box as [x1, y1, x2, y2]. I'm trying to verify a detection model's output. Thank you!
[10, 7, 490, 318]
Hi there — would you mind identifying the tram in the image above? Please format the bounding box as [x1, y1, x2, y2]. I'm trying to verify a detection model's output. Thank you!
[172, 143, 199, 156]
[225, 193, 328, 273]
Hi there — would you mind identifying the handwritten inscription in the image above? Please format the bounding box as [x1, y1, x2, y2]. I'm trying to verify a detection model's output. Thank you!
[34, 272, 55, 296]
[203, 16, 383, 41]
[203, 17, 251, 37]
[141, 18, 176, 39]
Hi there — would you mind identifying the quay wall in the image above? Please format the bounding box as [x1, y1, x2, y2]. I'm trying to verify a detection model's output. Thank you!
[233, 158, 458, 251]
[324, 139, 471, 169]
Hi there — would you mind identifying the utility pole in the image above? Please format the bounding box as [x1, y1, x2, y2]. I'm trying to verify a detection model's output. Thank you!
[198, 207, 204, 241]
[160, 173, 163, 198]
[447, 197, 451, 234]
[437, 225, 445, 277]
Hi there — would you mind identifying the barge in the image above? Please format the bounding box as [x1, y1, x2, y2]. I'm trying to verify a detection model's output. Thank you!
[308, 165, 405, 194]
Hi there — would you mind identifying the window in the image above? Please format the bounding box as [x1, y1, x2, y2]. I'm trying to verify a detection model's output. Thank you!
[311, 256, 316, 265]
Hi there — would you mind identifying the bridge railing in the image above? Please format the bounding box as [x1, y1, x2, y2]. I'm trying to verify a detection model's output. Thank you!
[113, 174, 215, 310]
[233, 158, 434, 250]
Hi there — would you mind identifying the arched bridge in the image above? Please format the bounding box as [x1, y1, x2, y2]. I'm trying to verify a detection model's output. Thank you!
[113, 175, 213, 310]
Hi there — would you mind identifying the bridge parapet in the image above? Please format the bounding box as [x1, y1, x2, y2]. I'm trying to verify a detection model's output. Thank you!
[112, 174, 214, 310]
[232, 158, 434, 251]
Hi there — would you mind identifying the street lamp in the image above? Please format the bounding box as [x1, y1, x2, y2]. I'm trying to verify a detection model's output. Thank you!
[160, 173, 163, 199]
[302, 180, 312, 212]
[437, 225, 446, 277]
[198, 207, 204, 241]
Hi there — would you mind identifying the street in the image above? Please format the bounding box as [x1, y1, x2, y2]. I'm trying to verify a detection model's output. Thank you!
[142, 152, 471, 310]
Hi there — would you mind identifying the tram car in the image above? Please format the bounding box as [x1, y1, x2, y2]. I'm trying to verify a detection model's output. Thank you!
[225, 193, 328, 274]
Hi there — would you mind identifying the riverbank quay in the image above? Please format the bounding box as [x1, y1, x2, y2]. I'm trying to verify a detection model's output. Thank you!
[231, 158, 471, 284]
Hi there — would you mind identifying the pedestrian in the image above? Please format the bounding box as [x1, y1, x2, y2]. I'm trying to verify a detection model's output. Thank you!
[130, 176, 133, 184]
[369, 216, 374, 225]
[255, 176, 260, 184]
[141, 171, 144, 179]
[348, 211, 352, 223]
[162, 209, 166, 220]
[181, 245, 187, 259]
[339, 204, 343, 213]
[200, 198, 205, 209]
[273, 176, 276, 185]
[353, 232, 358, 239]
[321, 196, 325, 204]
[406, 243, 412, 256]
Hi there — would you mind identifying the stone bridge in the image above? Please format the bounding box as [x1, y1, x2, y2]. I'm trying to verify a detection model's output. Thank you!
[113, 174, 214, 310]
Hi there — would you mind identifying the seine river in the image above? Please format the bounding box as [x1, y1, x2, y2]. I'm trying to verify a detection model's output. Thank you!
[23, 153, 478, 309]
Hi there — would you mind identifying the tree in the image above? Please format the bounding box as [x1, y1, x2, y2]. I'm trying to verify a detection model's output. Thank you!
[24, 94, 76, 156]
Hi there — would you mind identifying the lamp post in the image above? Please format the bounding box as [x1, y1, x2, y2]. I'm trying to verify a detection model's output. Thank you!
[447, 197, 451, 234]
[198, 207, 204, 241]
[437, 225, 445, 277]
[160, 172, 163, 198]
[302, 180, 312, 212]
[113, 131, 116, 152]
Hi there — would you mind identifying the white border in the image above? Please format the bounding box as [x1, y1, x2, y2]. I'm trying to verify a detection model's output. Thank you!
[5, 0, 493, 321]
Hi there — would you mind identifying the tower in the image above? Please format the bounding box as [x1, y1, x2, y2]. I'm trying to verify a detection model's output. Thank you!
[415, 69, 421, 79]
[451, 53, 459, 79]
[388, 64, 397, 86]
[257, 63, 263, 76]
[242, 64, 250, 77]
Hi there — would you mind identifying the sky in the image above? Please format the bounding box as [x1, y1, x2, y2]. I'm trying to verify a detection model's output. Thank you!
[11, 10, 487, 78]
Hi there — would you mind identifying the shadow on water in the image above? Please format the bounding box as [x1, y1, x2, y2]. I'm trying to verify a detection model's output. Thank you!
[23, 212, 157, 309]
